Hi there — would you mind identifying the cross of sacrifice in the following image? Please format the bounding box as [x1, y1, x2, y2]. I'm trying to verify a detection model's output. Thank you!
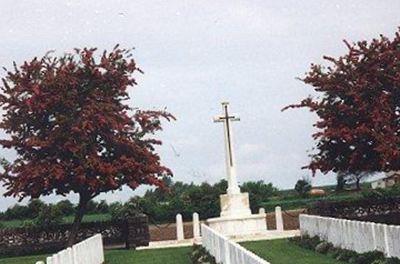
[213, 102, 241, 195]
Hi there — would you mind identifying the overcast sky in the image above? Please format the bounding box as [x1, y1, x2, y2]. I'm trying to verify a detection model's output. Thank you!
[0, 1, 399, 210]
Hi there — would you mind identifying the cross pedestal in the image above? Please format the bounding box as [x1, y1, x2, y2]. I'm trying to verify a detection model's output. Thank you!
[220, 192, 251, 217]
[206, 102, 267, 237]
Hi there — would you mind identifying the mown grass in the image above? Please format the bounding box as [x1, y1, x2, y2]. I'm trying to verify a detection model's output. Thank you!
[0, 247, 192, 264]
[0, 254, 48, 264]
[242, 239, 345, 264]
[0, 239, 350, 264]
[105, 247, 191, 264]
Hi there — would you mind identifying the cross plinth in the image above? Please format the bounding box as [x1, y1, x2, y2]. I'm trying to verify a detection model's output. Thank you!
[213, 102, 241, 195]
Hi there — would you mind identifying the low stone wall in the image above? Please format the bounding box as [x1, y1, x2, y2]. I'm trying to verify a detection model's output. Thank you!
[149, 222, 194, 241]
[299, 214, 400, 258]
[148, 209, 303, 242]
[0, 221, 124, 257]
[0, 216, 149, 257]
[309, 196, 400, 220]
[265, 209, 304, 230]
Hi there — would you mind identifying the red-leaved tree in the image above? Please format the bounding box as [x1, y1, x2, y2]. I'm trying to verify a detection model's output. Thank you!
[284, 30, 400, 177]
[0, 46, 174, 245]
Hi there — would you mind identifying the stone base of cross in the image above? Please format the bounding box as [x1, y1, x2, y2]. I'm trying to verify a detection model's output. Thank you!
[220, 192, 251, 217]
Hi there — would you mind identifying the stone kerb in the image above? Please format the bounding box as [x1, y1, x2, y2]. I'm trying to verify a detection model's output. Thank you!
[299, 214, 400, 258]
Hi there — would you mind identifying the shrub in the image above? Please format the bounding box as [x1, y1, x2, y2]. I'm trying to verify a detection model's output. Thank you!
[4, 205, 30, 220]
[110, 200, 141, 221]
[295, 178, 312, 198]
[96, 200, 109, 214]
[191, 244, 217, 264]
[288, 236, 302, 245]
[336, 249, 357, 261]
[352, 251, 385, 264]
[385, 258, 400, 264]
[27, 199, 46, 218]
[304, 236, 321, 250]
[240, 181, 278, 212]
[290, 235, 321, 250]
[33, 205, 64, 228]
[290, 235, 398, 264]
[85, 200, 99, 214]
[315, 241, 330, 254]
[371, 260, 386, 264]
[55, 200, 75, 216]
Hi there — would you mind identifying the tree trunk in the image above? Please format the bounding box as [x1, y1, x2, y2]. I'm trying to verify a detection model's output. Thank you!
[67, 194, 89, 247]
[356, 179, 361, 190]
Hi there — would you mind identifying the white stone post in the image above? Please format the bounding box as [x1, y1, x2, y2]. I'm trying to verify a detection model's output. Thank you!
[176, 213, 184, 241]
[193, 212, 200, 241]
[259, 208, 267, 230]
[275, 206, 284, 231]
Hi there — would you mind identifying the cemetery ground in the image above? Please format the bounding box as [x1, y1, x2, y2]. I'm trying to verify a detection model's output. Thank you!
[0, 239, 345, 264]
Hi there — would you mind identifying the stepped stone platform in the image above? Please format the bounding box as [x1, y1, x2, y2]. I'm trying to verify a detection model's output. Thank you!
[136, 230, 300, 250]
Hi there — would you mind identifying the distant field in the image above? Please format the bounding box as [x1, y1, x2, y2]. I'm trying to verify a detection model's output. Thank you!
[262, 191, 363, 211]
[0, 213, 111, 229]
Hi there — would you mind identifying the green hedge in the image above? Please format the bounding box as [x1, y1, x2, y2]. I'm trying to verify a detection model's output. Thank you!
[260, 194, 358, 211]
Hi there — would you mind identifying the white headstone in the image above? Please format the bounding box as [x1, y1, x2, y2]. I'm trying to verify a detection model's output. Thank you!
[176, 213, 184, 241]
[275, 206, 284, 231]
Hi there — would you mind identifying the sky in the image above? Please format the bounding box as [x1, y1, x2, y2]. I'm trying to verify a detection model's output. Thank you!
[0, 0, 399, 210]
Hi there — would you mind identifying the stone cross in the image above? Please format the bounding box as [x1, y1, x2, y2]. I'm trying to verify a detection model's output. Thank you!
[214, 102, 241, 195]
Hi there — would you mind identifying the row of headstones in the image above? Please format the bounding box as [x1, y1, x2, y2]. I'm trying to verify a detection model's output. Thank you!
[35, 234, 104, 264]
[175, 206, 285, 241]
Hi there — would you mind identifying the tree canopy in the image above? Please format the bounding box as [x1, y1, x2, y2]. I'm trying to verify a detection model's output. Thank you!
[0, 46, 174, 244]
[284, 30, 400, 176]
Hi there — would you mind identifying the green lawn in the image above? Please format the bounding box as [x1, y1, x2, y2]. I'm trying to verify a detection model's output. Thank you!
[105, 247, 191, 264]
[0, 254, 48, 264]
[242, 239, 345, 264]
[0, 247, 191, 264]
[0, 240, 345, 264]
